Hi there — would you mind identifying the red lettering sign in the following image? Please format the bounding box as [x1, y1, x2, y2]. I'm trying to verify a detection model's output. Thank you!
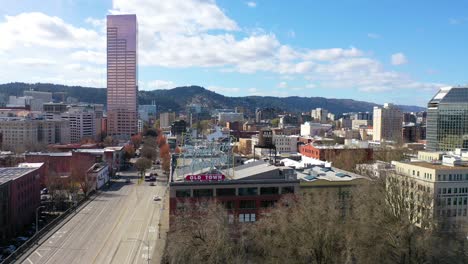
[185, 174, 225, 181]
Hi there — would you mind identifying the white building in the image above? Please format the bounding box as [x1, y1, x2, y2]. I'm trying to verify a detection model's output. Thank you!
[300, 122, 332, 137]
[373, 103, 403, 142]
[252, 135, 298, 155]
[311, 108, 328, 122]
[61, 106, 96, 143]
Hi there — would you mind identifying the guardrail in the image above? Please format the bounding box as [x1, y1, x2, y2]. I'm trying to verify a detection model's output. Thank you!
[0, 191, 97, 264]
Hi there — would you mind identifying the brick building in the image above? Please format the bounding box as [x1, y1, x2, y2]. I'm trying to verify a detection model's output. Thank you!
[0, 167, 41, 242]
[299, 144, 373, 163]
[170, 160, 299, 223]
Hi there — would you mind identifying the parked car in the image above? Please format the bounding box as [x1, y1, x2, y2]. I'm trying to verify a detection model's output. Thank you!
[153, 195, 161, 201]
[126, 179, 131, 183]
[149, 182, 155, 186]
[1, 245, 16, 255]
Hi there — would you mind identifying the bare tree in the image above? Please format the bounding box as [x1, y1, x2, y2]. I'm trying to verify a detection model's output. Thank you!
[164, 202, 247, 264]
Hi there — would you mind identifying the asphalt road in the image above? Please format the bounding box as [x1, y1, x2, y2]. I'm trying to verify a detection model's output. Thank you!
[21, 170, 167, 264]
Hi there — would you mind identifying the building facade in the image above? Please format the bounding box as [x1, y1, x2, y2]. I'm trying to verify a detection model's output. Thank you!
[61, 106, 96, 143]
[373, 103, 403, 142]
[107, 15, 138, 138]
[427, 87, 468, 151]
[0, 167, 40, 243]
[160, 112, 176, 128]
[0, 119, 70, 151]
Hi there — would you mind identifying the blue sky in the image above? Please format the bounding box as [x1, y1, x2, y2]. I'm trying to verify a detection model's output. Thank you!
[1, 0, 467, 106]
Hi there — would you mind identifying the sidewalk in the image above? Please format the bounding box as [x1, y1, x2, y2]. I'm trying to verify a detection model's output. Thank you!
[151, 189, 169, 264]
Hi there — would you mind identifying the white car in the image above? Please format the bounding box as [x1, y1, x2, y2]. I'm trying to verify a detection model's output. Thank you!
[153, 195, 161, 201]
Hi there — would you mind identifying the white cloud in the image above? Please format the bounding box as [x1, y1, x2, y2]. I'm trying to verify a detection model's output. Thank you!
[70, 50, 106, 64]
[146, 80, 176, 90]
[0, 12, 103, 51]
[246, 2, 257, 8]
[207, 85, 241, 94]
[0, 0, 442, 96]
[391, 52, 408, 65]
[277, 81, 287, 88]
[367, 33, 381, 39]
[111, 0, 238, 34]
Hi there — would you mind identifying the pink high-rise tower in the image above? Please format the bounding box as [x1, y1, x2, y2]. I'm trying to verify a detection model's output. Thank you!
[107, 14, 138, 138]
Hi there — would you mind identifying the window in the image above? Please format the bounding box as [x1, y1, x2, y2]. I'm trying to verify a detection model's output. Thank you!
[239, 200, 256, 209]
[175, 189, 191, 198]
[464, 197, 467, 205]
[216, 188, 236, 196]
[193, 189, 213, 197]
[282, 186, 295, 194]
[222, 200, 235, 210]
[448, 198, 451, 205]
[238, 187, 258, 196]
[260, 187, 279, 195]
[448, 188, 452, 194]
[239, 213, 256, 223]
[443, 188, 447, 194]
[260, 200, 277, 208]
[455, 188, 458, 194]
[449, 174, 452, 181]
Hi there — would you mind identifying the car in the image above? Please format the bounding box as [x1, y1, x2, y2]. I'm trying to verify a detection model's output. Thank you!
[149, 182, 155, 186]
[126, 179, 131, 183]
[40, 188, 48, 195]
[153, 195, 161, 201]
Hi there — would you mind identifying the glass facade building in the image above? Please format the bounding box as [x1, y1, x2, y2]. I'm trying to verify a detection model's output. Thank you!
[427, 87, 468, 151]
[107, 15, 138, 138]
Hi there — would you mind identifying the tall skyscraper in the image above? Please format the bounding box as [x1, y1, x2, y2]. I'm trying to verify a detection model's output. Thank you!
[107, 15, 138, 138]
[427, 87, 468, 151]
[373, 103, 403, 142]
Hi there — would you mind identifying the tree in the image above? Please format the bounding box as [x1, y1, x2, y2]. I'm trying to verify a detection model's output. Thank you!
[141, 145, 157, 161]
[160, 143, 171, 173]
[250, 193, 350, 264]
[123, 144, 136, 160]
[164, 202, 248, 264]
[135, 157, 152, 177]
[131, 134, 143, 148]
[270, 118, 280, 127]
[103, 136, 115, 147]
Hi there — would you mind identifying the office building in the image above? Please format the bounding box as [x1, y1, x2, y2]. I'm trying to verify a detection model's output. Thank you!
[311, 108, 328, 123]
[300, 122, 332, 137]
[0, 118, 70, 151]
[160, 112, 176, 129]
[373, 103, 403, 142]
[218, 112, 244, 124]
[427, 87, 468, 151]
[61, 106, 96, 143]
[107, 14, 138, 138]
[392, 151, 468, 228]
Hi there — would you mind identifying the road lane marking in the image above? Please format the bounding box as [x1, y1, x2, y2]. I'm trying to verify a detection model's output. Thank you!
[26, 258, 33, 264]
[35, 251, 43, 257]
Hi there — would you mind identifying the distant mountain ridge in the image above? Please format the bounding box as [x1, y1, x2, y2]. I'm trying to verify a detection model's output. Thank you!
[0, 82, 425, 114]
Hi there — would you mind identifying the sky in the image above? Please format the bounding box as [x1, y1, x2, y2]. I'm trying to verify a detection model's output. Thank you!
[0, 0, 467, 106]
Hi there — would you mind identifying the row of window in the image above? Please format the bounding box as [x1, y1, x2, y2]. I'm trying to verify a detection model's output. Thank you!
[437, 208, 468, 217]
[437, 174, 468, 181]
[438, 187, 468, 194]
[175, 186, 295, 198]
[176, 199, 277, 211]
[437, 197, 468, 206]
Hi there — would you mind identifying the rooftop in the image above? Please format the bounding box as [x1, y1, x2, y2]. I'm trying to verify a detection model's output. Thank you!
[396, 161, 468, 170]
[297, 165, 365, 183]
[0, 167, 38, 185]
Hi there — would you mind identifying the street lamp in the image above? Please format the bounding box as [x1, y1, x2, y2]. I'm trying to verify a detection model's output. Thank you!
[128, 238, 150, 264]
[35, 205, 46, 235]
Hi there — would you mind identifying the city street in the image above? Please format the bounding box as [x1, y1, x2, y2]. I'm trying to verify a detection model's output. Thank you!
[20, 170, 167, 264]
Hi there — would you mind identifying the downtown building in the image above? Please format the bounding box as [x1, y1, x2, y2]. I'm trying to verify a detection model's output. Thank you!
[0, 118, 70, 151]
[427, 87, 468, 151]
[107, 15, 138, 138]
[373, 103, 403, 142]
